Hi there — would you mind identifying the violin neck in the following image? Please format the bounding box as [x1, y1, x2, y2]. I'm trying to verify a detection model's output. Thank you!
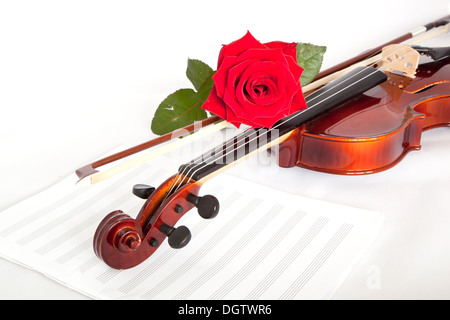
[178, 66, 388, 182]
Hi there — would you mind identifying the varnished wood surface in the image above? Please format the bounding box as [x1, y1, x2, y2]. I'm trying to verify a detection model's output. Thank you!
[278, 56, 450, 174]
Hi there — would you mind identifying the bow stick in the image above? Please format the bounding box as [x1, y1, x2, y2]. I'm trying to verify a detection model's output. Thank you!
[76, 115, 223, 181]
[76, 116, 229, 186]
[304, 18, 450, 92]
[314, 14, 450, 81]
[75, 15, 449, 185]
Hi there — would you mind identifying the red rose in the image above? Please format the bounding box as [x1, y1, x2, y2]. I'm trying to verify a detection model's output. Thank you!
[201, 31, 307, 128]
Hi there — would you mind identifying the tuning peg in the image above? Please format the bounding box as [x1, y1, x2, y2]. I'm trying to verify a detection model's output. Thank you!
[186, 193, 220, 219]
[159, 224, 191, 249]
[132, 184, 155, 199]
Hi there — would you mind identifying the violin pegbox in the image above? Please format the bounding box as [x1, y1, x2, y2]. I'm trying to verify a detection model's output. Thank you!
[380, 44, 420, 79]
[93, 173, 221, 269]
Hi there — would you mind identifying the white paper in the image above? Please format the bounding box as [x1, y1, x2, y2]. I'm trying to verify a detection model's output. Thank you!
[0, 156, 382, 300]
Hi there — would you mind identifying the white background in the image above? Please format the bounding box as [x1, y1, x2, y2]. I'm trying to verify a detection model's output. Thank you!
[0, 0, 449, 299]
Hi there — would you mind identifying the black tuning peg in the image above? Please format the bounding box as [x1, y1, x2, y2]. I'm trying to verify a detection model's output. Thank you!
[132, 184, 155, 199]
[159, 223, 191, 249]
[186, 193, 220, 219]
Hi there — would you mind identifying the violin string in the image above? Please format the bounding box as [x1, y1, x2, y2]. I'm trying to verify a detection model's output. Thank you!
[163, 47, 417, 200]
[164, 47, 416, 200]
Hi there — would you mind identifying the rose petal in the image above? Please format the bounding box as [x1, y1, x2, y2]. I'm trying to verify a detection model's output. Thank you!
[234, 48, 290, 69]
[224, 58, 260, 106]
[235, 61, 299, 117]
[201, 86, 227, 119]
[288, 91, 308, 115]
[234, 47, 303, 87]
[225, 106, 260, 128]
[284, 54, 304, 84]
[223, 85, 258, 122]
[246, 72, 278, 105]
[217, 31, 266, 68]
[222, 103, 245, 124]
[212, 55, 238, 99]
[245, 114, 281, 128]
[242, 64, 282, 105]
[264, 41, 298, 63]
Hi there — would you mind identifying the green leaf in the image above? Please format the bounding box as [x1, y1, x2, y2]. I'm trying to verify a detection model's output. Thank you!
[151, 88, 208, 135]
[186, 59, 214, 91]
[296, 43, 327, 86]
[194, 71, 215, 102]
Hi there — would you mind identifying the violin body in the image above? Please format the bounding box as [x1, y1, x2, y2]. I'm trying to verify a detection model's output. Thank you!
[277, 55, 450, 174]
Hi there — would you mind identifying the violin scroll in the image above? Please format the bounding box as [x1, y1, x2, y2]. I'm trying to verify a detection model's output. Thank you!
[93, 173, 221, 269]
[93, 210, 145, 269]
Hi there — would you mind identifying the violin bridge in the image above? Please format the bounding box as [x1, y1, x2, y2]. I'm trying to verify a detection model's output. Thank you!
[380, 44, 420, 79]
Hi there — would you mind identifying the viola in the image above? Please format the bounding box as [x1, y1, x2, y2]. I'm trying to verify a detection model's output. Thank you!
[90, 26, 450, 270]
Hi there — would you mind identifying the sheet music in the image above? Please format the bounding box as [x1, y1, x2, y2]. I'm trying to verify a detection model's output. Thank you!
[0, 156, 382, 299]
